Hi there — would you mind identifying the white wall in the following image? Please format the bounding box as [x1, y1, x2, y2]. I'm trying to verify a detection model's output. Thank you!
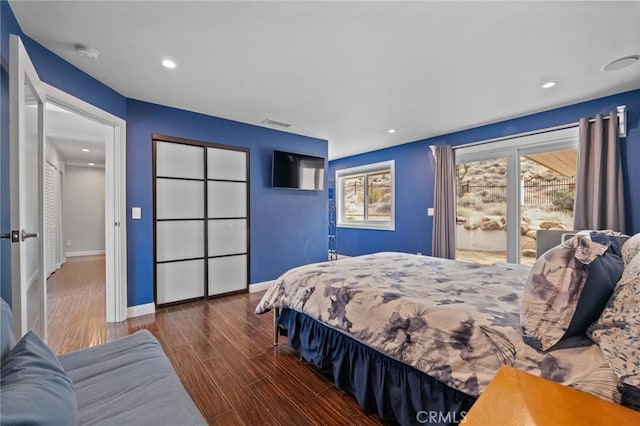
[63, 165, 105, 256]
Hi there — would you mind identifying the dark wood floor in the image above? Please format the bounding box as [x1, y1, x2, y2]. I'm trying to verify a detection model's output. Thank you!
[47, 256, 382, 425]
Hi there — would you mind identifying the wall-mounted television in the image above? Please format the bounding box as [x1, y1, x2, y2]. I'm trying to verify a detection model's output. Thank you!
[272, 150, 325, 190]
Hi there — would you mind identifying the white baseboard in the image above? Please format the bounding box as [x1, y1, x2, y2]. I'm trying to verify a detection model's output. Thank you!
[249, 280, 275, 293]
[65, 250, 105, 257]
[127, 303, 155, 318]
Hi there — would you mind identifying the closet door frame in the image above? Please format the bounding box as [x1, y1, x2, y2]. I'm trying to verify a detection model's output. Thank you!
[152, 134, 250, 307]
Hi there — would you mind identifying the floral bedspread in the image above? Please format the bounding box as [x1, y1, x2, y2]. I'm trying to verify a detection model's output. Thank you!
[256, 252, 619, 401]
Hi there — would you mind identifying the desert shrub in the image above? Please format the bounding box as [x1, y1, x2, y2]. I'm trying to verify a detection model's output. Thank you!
[457, 207, 474, 219]
[551, 188, 574, 211]
[487, 205, 506, 216]
[459, 193, 482, 208]
[377, 203, 391, 214]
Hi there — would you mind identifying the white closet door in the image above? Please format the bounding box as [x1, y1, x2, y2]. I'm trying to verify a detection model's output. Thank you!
[208, 255, 247, 296]
[155, 141, 206, 304]
[207, 181, 247, 218]
[156, 141, 204, 179]
[208, 219, 246, 256]
[156, 179, 204, 219]
[207, 147, 246, 181]
[157, 260, 205, 304]
[207, 146, 248, 296]
[154, 139, 248, 306]
[44, 163, 56, 276]
[55, 169, 63, 268]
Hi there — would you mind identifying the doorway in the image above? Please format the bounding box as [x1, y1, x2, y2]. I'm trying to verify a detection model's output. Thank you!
[44, 102, 111, 351]
[43, 83, 128, 326]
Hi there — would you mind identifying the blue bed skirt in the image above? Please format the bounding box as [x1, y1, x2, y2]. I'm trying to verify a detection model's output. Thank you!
[278, 308, 476, 425]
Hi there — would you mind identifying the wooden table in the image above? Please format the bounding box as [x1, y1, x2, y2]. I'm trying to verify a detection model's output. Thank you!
[463, 366, 640, 426]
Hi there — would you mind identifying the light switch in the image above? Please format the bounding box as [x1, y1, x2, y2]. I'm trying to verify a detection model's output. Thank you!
[132, 207, 142, 220]
[427, 207, 434, 216]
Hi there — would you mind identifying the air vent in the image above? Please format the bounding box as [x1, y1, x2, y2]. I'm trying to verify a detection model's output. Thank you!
[261, 118, 292, 128]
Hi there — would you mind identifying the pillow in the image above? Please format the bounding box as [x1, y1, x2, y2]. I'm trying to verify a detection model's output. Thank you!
[520, 233, 622, 351]
[622, 233, 640, 265]
[0, 298, 16, 362]
[0, 331, 78, 426]
[561, 232, 624, 340]
[588, 251, 640, 331]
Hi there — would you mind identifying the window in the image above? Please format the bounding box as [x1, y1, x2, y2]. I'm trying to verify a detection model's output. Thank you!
[336, 160, 394, 230]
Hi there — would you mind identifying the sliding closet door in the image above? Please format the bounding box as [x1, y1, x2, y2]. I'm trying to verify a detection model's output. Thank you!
[154, 141, 206, 305]
[154, 136, 249, 306]
[207, 147, 248, 296]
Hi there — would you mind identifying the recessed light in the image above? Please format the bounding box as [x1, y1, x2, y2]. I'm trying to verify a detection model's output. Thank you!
[388, 129, 396, 134]
[162, 59, 176, 69]
[81, 148, 90, 152]
[602, 55, 639, 72]
[541, 81, 557, 89]
[88, 162, 95, 166]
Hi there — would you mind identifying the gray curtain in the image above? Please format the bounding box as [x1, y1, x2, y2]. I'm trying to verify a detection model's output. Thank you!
[573, 111, 626, 233]
[432, 145, 456, 259]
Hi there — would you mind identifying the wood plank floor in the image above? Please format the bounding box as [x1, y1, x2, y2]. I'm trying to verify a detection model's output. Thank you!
[47, 256, 382, 425]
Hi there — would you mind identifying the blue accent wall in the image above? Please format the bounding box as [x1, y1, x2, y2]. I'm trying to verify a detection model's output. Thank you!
[330, 88, 640, 257]
[126, 99, 327, 306]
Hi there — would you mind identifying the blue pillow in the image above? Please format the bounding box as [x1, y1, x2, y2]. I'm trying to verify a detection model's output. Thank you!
[0, 298, 16, 362]
[560, 232, 623, 342]
[0, 331, 78, 425]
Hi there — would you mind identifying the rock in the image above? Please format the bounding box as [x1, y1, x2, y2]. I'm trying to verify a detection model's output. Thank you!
[526, 230, 538, 239]
[521, 236, 537, 250]
[456, 216, 468, 225]
[522, 249, 537, 258]
[521, 216, 531, 224]
[480, 215, 505, 231]
[539, 221, 566, 230]
[464, 221, 480, 231]
[521, 221, 529, 236]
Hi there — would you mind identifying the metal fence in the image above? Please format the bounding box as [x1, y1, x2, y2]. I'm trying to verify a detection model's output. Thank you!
[458, 177, 575, 208]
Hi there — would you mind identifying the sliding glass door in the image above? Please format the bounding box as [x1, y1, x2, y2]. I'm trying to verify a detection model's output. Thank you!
[456, 156, 508, 265]
[455, 128, 578, 265]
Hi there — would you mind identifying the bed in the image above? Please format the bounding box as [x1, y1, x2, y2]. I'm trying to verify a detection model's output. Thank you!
[256, 245, 640, 425]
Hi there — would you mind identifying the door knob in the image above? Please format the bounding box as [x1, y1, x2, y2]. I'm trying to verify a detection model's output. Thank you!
[21, 230, 39, 241]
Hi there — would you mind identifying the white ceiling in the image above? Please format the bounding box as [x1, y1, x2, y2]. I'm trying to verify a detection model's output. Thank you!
[46, 103, 106, 166]
[10, 1, 640, 160]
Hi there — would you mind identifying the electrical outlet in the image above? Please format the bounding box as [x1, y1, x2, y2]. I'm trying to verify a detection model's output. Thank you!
[66, 240, 72, 247]
[427, 207, 434, 216]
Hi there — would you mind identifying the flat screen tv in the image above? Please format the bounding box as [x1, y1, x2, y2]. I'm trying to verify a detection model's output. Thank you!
[272, 150, 325, 190]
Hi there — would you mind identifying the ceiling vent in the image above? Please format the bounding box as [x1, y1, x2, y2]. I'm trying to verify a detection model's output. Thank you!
[261, 118, 292, 128]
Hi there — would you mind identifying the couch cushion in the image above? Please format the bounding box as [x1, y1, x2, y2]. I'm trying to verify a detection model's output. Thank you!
[520, 234, 621, 351]
[0, 298, 16, 362]
[0, 331, 78, 426]
[58, 330, 205, 426]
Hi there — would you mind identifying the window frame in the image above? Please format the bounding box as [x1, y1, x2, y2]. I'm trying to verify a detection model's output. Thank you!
[335, 160, 395, 231]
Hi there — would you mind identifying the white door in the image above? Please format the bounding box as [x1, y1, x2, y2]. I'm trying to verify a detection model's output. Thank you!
[9, 35, 47, 339]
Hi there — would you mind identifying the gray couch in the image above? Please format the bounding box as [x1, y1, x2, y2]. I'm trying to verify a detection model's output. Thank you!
[1, 298, 206, 425]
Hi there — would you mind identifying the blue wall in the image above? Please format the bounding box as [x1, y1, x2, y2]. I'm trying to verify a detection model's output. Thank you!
[330, 88, 640, 257]
[126, 99, 327, 306]
[1, 0, 328, 307]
